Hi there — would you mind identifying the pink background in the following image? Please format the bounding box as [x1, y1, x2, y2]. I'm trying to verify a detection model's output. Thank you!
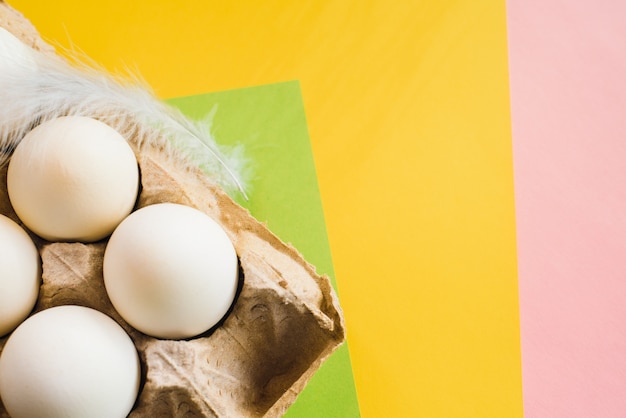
[508, 1, 626, 416]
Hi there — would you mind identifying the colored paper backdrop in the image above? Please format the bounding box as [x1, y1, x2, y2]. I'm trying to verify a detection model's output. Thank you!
[508, 1, 626, 416]
[10, 1, 523, 416]
[167, 82, 360, 417]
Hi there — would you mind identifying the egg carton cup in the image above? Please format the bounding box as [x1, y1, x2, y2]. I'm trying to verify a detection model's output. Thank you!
[0, 2, 345, 417]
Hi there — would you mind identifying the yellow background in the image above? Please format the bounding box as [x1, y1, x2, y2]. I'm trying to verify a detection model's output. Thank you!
[10, 0, 523, 416]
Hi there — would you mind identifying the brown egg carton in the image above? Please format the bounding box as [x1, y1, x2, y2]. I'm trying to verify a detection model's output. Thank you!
[0, 2, 345, 417]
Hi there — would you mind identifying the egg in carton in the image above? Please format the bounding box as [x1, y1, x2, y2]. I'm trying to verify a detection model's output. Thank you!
[0, 2, 345, 417]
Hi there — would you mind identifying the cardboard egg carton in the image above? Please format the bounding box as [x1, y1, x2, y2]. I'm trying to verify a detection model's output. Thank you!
[0, 2, 345, 416]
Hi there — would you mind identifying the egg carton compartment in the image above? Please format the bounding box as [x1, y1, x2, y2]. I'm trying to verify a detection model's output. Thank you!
[0, 140, 345, 417]
[0, 3, 345, 414]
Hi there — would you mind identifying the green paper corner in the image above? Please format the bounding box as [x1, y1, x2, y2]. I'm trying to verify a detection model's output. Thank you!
[167, 81, 360, 417]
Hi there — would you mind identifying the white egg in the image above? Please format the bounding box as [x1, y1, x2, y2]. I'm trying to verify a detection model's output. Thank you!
[0, 27, 38, 75]
[7, 116, 139, 242]
[103, 203, 238, 339]
[0, 305, 140, 418]
[0, 214, 40, 336]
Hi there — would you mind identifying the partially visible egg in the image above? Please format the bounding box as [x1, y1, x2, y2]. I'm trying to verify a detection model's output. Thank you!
[103, 203, 239, 339]
[0, 305, 140, 418]
[0, 214, 40, 336]
[7, 116, 139, 242]
[0, 27, 37, 76]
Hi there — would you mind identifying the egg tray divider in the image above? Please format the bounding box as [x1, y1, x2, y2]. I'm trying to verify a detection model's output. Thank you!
[0, 2, 346, 417]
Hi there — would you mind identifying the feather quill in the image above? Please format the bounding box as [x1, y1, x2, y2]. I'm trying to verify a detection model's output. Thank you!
[0, 27, 248, 199]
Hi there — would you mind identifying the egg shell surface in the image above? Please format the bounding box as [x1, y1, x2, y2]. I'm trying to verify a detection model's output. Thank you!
[103, 202, 239, 339]
[0, 27, 37, 75]
[0, 214, 40, 336]
[0, 305, 141, 418]
[7, 116, 139, 242]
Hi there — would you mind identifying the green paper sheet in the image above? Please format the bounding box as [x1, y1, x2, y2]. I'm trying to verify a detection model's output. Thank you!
[167, 81, 360, 417]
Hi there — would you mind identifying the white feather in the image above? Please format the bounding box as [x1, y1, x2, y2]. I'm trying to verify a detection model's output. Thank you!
[0, 28, 248, 199]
